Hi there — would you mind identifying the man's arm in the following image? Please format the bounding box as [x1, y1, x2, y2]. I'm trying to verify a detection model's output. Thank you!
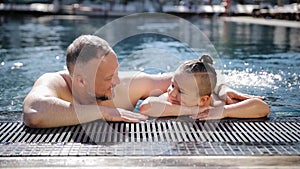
[23, 73, 147, 128]
[110, 71, 173, 111]
[126, 72, 173, 100]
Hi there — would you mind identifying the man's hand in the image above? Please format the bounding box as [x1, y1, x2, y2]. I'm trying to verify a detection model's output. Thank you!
[218, 84, 264, 104]
[101, 108, 148, 123]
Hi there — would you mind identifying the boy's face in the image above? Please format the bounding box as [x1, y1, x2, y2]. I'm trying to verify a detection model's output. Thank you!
[167, 72, 200, 107]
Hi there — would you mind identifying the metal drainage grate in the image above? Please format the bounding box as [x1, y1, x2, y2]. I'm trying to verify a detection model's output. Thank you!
[0, 120, 300, 156]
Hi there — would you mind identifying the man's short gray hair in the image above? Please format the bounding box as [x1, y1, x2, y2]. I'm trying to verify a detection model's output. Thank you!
[66, 35, 111, 73]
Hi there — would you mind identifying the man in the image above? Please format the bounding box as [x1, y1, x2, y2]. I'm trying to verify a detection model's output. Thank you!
[23, 35, 172, 128]
[23, 35, 255, 128]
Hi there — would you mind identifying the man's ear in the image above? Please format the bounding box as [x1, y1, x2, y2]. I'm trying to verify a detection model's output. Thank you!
[198, 95, 210, 106]
[75, 75, 86, 88]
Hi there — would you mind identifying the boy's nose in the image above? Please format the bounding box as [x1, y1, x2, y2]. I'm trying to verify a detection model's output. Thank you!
[169, 88, 177, 97]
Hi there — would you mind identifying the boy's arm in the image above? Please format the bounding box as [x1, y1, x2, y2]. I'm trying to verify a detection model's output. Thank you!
[140, 93, 206, 117]
[217, 84, 264, 104]
[192, 98, 270, 120]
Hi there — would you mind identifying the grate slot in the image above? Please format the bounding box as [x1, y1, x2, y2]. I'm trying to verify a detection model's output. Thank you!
[211, 122, 227, 142]
[242, 122, 265, 142]
[30, 128, 44, 142]
[70, 124, 81, 143]
[238, 122, 256, 142]
[260, 123, 288, 142]
[202, 122, 215, 141]
[248, 122, 267, 142]
[217, 123, 235, 142]
[232, 122, 252, 143]
[151, 122, 159, 142]
[162, 121, 172, 142]
[2, 123, 24, 142]
[277, 130, 296, 142]
[0, 123, 15, 141]
[224, 122, 243, 142]
[225, 123, 237, 142]
[289, 122, 300, 131]
[106, 123, 113, 142]
[50, 127, 66, 143]
[136, 123, 141, 142]
[277, 123, 299, 142]
[123, 123, 129, 142]
[206, 123, 220, 142]
[252, 122, 275, 142]
[118, 123, 125, 142]
[0, 122, 9, 131]
[187, 122, 200, 141]
[25, 128, 42, 143]
[31, 128, 47, 142]
[144, 122, 152, 142]
[63, 125, 77, 142]
[74, 126, 85, 143]
[214, 130, 226, 142]
[194, 122, 206, 141]
[263, 122, 279, 132]
[111, 123, 119, 143]
[171, 121, 184, 142]
[156, 122, 164, 142]
[259, 122, 291, 142]
[281, 122, 299, 132]
[88, 123, 98, 143]
[181, 122, 195, 142]
[17, 128, 36, 142]
[140, 122, 147, 142]
[270, 122, 300, 141]
[130, 123, 135, 142]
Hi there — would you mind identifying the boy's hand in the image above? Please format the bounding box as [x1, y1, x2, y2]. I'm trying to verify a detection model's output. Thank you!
[218, 84, 264, 104]
[190, 106, 225, 120]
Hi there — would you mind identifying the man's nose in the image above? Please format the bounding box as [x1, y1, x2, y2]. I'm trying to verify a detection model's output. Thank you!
[113, 74, 120, 85]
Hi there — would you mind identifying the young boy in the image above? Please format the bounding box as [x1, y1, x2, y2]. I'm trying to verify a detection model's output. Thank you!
[140, 55, 270, 120]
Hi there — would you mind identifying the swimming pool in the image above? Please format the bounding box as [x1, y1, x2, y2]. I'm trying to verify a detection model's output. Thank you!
[0, 14, 299, 121]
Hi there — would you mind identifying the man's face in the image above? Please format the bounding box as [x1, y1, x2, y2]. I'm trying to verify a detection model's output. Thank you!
[84, 51, 120, 101]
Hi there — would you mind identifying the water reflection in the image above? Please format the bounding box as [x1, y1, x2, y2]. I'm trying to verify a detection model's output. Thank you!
[0, 15, 299, 120]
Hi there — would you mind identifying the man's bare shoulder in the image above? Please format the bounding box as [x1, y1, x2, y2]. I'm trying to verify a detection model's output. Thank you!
[34, 71, 69, 86]
[27, 70, 72, 100]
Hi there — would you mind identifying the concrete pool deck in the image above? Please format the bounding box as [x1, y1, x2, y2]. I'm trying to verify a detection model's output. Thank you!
[1, 156, 300, 168]
[0, 117, 300, 168]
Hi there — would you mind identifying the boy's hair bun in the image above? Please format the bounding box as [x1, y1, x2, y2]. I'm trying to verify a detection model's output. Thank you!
[199, 55, 213, 65]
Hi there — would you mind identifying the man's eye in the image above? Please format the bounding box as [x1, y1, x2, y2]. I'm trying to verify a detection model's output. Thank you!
[171, 84, 174, 88]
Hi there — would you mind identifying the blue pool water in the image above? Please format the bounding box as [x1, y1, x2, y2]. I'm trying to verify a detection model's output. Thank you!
[0, 14, 299, 121]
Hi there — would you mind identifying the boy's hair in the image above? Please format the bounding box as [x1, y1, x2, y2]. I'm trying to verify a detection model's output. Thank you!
[66, 35, 111, 74]
[177, 55, 217, 96]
